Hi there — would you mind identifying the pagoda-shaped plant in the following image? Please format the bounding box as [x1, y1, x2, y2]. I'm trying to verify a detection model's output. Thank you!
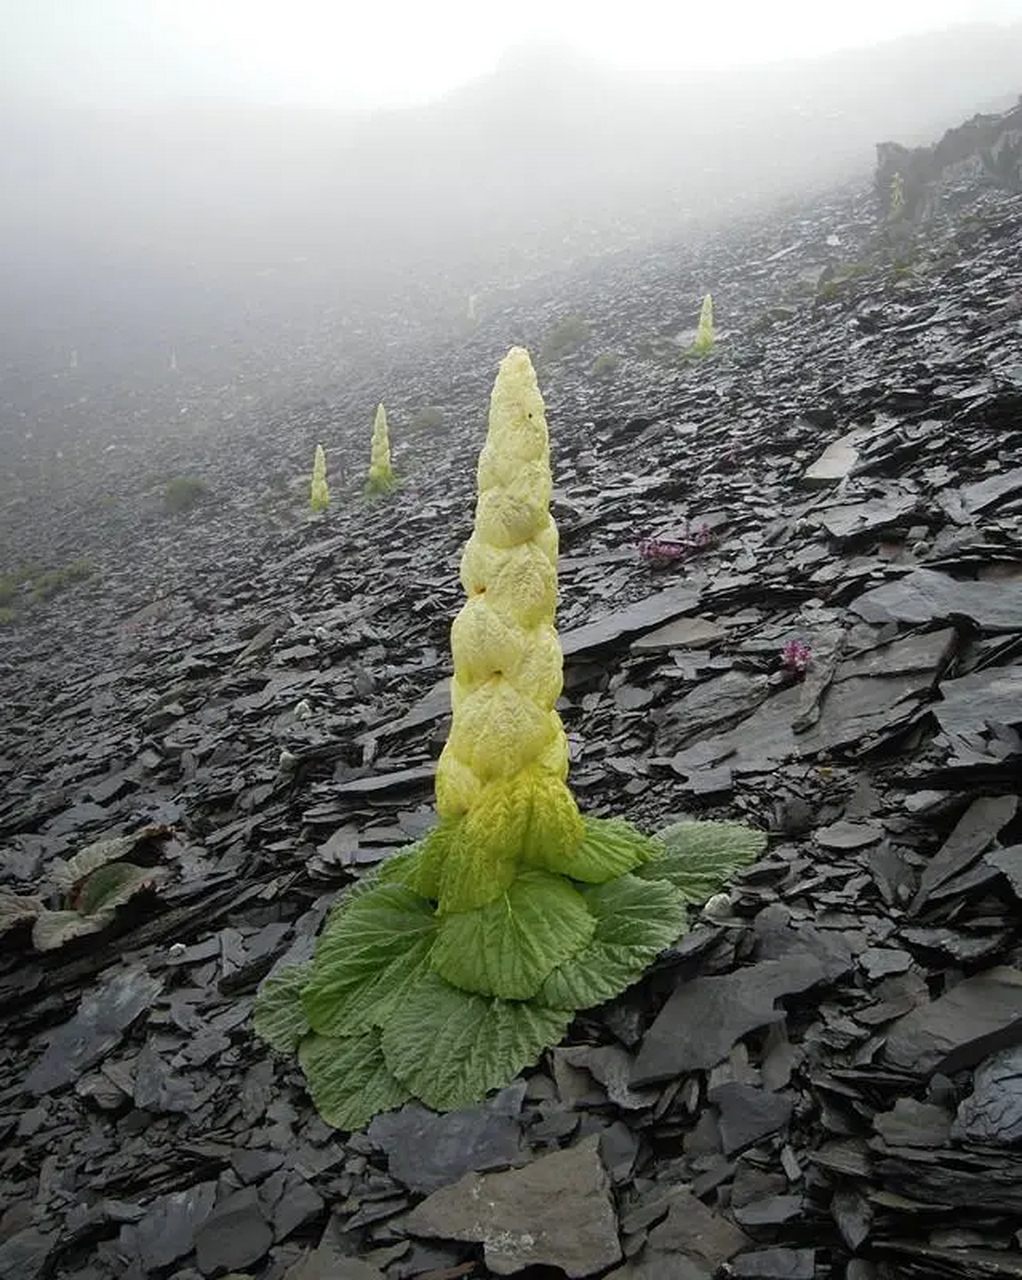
[365, 403, 397, 495]
[309, 444, 329, 514]
[691, 292, 715, 355]
[255, 347, 764, 1127]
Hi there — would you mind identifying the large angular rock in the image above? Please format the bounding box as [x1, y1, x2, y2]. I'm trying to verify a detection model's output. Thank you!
[402, 1134, 620, 1276]
[635, 924, 852, 1084]
[26, 966, 163, 1094]
[562, 585, 701, 656]
[884, 967, 1022, 1075]
[851, 568, 1022, 633]
[367, 1083, 525, 1194]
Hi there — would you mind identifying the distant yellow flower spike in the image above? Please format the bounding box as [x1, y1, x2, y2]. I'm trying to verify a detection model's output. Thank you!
[366, 403, 396, 495]
[434, 347, 582, 896]
[310, 443, 329, 513]
[693, 293, 714, 355]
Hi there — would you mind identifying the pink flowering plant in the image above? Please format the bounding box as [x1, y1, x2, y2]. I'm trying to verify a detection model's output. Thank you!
[781, 639, 812, 676]
[637, 520, 713, 567]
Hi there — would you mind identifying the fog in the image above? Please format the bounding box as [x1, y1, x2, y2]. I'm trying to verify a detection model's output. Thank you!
[2, 4, 1021, 459]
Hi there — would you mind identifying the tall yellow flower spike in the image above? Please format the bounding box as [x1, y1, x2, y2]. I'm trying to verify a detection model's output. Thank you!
[310, 444, 329, 513]
[432, 347, 583, 908]
[693, 292, 714, 355]
[366, 403, 396, 495]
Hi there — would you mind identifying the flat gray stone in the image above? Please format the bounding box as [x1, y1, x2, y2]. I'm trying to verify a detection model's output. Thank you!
[634, 926, 852, 1084]
[859, 948, 913, 980]
[631, 616, 725, 651]
[932, 665, 1022, 738]
[874, 1098, 953, 1148]
[646, 1186, 749, 1269]
[802, 438, 859, 486]
[562, 584, 701, 656]
[656, 671, 770, 751]
[710, 1082, 794, 1156]
[961, 466, 1022, 512]
[910, 794, 1017, 915]
[953, 1045, 1022, 1144]
[368, 1083, 525, 1194]
[986, 844, 1022, 896]
[815, 821, 882, 850]
[194, 1187, 273, 1276]
[818, 493, 916, 540]
[27, 966, 163, 1094]
[884, 967, 1022, 1075]
[402, 1134, 620, 1277]
[851, 568, 1022, 633]
[732, 1248, 815, 1278]
[119, 1182, 218, 1272]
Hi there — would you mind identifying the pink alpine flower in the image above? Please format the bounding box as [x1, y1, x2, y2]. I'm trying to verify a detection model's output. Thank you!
[781, 638, 812, 676]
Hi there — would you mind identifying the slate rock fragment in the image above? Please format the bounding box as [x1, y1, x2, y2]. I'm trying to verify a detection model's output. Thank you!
[986, 844, 1022, 897]
[815, 821, 882, 851]
[283, 1252, 387, 1280]
[710, 1082, 794, 1156]
[401, 1133, 620, 1276]
[0, 1228, 57, 1280]
[367, 1083, 526, 1194]
[733, 1195, 803, 1228]
[851, 568, 1022, 633]
[884, 967, 1022, 1075]
[26, 966, 163, 1094]
[909, 794, 1017, 915]
[194, 1187, 273, 1276]
[953, 1046, 1022, 1145]
[119, 1181, 218, 1272]
[631, 616, 725, 652]
[562, 584, 701, 656]
[644, 1186, 749, 1270]
[732, 1247, 815, 1278]
[635, 923, 852, 1083]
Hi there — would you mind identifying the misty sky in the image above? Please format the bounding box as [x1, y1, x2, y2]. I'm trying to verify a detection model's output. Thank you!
[4, 0, 1022, 110]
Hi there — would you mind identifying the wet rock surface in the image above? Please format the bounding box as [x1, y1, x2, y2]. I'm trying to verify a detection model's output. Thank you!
[1, 104, 1021, 1279]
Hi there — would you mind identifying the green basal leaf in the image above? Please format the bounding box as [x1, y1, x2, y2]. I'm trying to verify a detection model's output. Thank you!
[76, 862, 165, 916]
[542, 815, 664, 883]
[382, 972, 572, 1112]
[302, 884, 437, 1038]
[638, 820, 766, 903]
[431, 869, 595, 999]
[254, 963, 313, 1053]
[539, 873, 688, 1010]
[299, 1029, 410, 1130]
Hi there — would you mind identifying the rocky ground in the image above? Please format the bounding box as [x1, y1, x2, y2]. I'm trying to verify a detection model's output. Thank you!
[1, 108, 1021, 1280]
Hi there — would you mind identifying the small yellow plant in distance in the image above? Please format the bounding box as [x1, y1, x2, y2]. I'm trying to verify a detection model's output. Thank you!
[365, 403, 397, 496]
[310, 444, 329, 514]
[691, 292, 714, 355]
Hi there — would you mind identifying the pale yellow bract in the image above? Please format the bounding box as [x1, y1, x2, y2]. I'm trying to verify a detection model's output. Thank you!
[368, 403, 395, 490]
[310, 443, 329, 513]
[434, 348, 577, 850]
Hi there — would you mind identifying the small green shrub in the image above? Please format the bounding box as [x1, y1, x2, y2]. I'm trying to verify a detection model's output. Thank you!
[0, 606, 17, 627]
[541, 315, 591, 364]
[31, 559, 95, 602]
[591, 352, 621, 381]
[162, 476, 208, 514]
